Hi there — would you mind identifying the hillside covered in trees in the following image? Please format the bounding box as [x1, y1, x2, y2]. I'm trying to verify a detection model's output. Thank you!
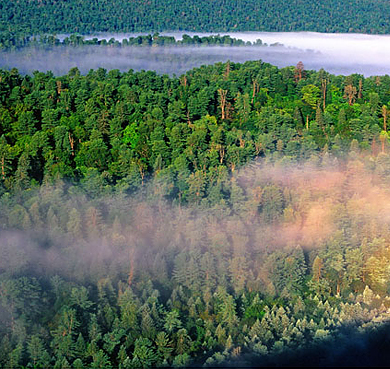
[1, 0, 390, 49]
[2, 60, 390, 366]
[1, 60, 390, 195]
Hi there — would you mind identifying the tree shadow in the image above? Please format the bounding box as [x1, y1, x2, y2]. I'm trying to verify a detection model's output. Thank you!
[223, 321, 390, 367]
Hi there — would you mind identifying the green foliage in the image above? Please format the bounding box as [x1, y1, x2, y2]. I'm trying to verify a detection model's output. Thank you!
[2, 59, 390, 367]
[1, 0, 390, 50]
[0, 61, 389, 202]
[131, 338, 158, 368]
[123, 123, 139, 149]
[164, 310, 182, 333]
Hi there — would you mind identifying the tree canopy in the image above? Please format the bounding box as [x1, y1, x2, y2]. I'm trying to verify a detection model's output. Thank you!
[1, 0, 390, 49]
[2, 59, 390, 366]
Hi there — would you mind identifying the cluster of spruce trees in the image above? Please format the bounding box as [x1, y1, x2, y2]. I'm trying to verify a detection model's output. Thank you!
[2, 152, 390, 367]
[2, 60, 390, 366]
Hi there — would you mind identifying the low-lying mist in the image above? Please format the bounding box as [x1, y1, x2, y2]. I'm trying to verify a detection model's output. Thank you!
[2, 154, 390, 288]
[3, 153, 390, 366]
[1, 32, 390, 76]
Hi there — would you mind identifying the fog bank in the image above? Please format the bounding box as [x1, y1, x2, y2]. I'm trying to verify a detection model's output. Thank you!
[1, 155, 390, 285]
[1, 32, 390, 76]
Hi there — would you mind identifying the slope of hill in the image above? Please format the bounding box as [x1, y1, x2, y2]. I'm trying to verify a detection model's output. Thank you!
[1, 0, 389, 38]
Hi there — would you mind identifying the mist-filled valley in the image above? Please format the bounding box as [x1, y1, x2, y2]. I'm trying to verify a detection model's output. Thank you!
[2, 32, 390, 76]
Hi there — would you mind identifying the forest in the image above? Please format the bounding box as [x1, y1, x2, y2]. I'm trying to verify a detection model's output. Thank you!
[2, 59, 390, 366]
[0, 33, 264, 51]
[1, 0, 390, 49]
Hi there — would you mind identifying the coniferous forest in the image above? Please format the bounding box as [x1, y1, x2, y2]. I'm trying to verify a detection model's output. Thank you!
[2, 60, 390, 367]
[1, 0, 390, 49]
[2, 0, 390, 367]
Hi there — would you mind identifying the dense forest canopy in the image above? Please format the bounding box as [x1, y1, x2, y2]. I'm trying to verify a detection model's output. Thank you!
[2, 59, 390, 366]
[1, 0, 390, 48]
[3, 0, 390, 366]
[1, 60, 390, 196]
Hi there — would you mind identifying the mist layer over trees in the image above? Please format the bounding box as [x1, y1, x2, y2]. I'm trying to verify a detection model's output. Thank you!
[2, 154, 390, 367]
[2, 32, 390, 77]
[2, 59, 390, 366]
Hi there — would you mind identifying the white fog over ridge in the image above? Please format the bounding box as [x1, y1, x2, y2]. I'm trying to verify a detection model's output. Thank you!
[2, 32, 390, 76]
